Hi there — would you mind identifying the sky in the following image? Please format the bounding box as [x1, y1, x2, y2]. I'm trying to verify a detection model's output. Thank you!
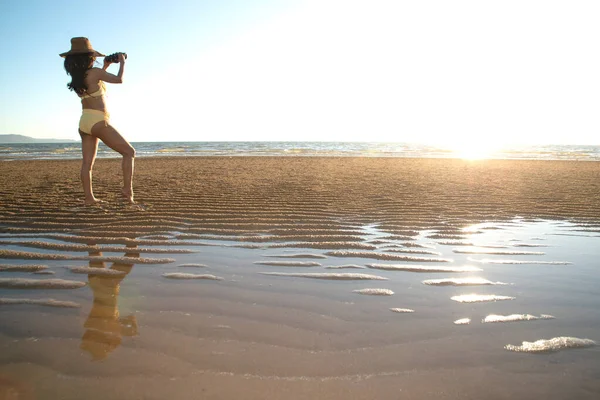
[1, 0, 599, 145]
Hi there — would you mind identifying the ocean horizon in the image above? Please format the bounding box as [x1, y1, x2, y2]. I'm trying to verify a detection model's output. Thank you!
[1, 141, 600, 161]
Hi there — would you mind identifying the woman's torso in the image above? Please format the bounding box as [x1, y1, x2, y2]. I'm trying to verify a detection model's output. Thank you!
[80, 69, 107, 112]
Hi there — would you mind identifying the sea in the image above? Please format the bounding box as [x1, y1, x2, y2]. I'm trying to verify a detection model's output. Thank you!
[1, 141, 600, 161]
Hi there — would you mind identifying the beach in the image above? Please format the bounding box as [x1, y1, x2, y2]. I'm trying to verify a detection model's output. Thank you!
[1, 157, 599, 399]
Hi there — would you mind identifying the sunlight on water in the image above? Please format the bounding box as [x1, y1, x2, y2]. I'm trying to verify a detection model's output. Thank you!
[447, 141, 500, 160]
[3, 142, 600, 160]
[1, 212, 599, 397]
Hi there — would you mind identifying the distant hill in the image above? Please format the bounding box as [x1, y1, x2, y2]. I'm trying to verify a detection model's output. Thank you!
[0, 134, 76, 143]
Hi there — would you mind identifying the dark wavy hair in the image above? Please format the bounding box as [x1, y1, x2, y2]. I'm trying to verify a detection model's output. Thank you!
[64, 53, 96, 96]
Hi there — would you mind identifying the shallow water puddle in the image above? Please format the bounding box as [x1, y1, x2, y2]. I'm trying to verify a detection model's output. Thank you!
[0, 217, 598, 400]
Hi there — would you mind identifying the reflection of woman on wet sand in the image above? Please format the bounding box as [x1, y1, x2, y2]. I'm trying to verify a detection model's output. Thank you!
[80, 249, 138, 360]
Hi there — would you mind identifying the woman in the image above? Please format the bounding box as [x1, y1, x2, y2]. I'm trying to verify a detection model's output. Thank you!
[60, 37, 135, 205]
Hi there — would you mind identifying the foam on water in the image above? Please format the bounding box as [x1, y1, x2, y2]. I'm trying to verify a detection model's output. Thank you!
[0, 297, 80, 308]
[324, 264, 366, 269]
[259, 272, 387, 280]
[68, 267, 127, 276]
[162, 273, 223, 280]
[0, 278, 86, 289]
[423, 277, 509, 286]
[483, 314, 555, 323]
[454, 318, 471, 325]
[451, 294, 516, 303]
[0, 264, 48, 272]
[505, 337, 596, 353]
[367, 264, 481, 273]
[389, 308, 415, 313]
[353, 288, 394, 296]
[253, 261, 322, 267]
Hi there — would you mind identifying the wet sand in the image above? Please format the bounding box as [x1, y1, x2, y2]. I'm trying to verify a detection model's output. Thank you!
[1, 157, 600, 399]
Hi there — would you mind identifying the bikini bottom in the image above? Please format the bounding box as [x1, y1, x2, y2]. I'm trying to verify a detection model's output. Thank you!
[79, 109, 110, 135]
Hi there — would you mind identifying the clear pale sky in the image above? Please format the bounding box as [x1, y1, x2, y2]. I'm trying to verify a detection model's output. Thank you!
[1, 0, 599, 145]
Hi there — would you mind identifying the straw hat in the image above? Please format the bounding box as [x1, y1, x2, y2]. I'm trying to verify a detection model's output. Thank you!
[59, 37, 105, 58]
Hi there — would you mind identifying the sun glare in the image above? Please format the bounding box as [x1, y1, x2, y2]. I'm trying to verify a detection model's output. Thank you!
[450, 141, 500, 160]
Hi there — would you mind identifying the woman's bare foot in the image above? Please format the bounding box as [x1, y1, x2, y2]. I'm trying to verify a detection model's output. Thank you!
[121, 189, 135, 204]
[84, 197, 105, 206]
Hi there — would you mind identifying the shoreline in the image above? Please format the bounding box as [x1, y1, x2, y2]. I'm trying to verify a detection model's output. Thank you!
[2, 155, 600, 162]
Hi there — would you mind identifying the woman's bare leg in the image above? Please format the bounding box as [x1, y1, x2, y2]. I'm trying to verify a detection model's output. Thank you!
[91, 123, 136, 203]
[80, 131, 100, 205]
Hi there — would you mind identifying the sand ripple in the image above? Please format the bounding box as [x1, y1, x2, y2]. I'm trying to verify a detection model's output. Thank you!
[0, 250, 174, 264]
[423, 278, 508, 286]
[269, 242, 376, 250]
[162, 273, 223, 280]
[178, 263, 207, 268]
[383, 248, 442, 255]
[253, 261, 322, 267]
[0, 278, 86, 289]
[0, 264, 48, 272]
[263, 253, 328, 259]
[353, 288, 394, 296]
[427, 234, 468, 239]
[483, 314, 555, 323]
[436, 240, 475, 246]
[324, 264, 366, 269]
[505, 337, 596, 353]
[473, 259, 572, 265]
[451, 294, 516, 303]
[0, 297, 80, 308]
[68, 267, 127, 276]
[367, 264, 481, 273]
[325, 251, 450, 262]
[0, 240, 195, 254]
[259, 272, 387, 280]
[453, 248, 545, 255]
[33, 270, 55, 275]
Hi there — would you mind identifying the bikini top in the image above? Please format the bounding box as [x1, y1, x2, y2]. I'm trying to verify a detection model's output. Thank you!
[79, 81, 106, 99]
